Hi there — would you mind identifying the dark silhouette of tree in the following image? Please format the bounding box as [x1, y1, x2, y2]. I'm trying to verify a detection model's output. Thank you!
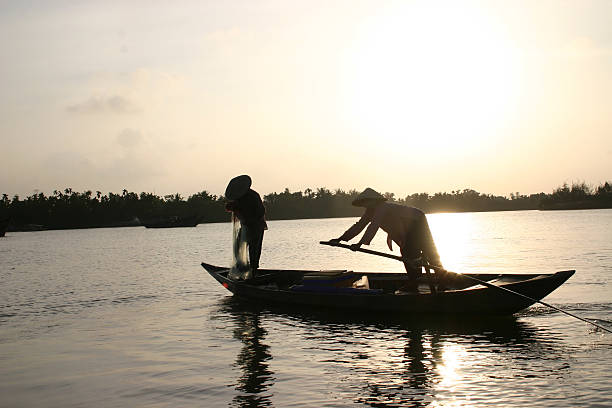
[539, 181, 611, 210]
[596, 182, 612, 198]
[1, 181, 610, 231]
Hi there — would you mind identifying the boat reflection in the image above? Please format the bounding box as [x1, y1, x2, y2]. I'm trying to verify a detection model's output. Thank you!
[216, 297, 568, 407]
[227, 307, 275, 407]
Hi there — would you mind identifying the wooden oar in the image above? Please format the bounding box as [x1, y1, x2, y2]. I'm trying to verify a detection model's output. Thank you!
[320, 240, 612, 334]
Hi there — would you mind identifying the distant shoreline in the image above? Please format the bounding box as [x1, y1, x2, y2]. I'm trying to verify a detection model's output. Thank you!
[2, 182, 610, 232]
[4, 205, 611, 233]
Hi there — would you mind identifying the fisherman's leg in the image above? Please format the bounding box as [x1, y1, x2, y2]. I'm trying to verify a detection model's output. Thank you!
[248, 227, 264, 273]
[397, 243, 421, 292]
[400, 242, 421, 281]
[416, 215, 446, 292]
[418, 215, 442, 267]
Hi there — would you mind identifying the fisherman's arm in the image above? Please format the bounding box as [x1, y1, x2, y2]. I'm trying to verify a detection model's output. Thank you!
[330, 212, 371, 243]
[355, 205, 388, 247]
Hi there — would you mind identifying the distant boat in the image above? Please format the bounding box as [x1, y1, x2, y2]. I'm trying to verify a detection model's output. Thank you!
[201, 262, 574, 315]
[15, 223, 45, 232]
[141, 215, 201, 228]
[0, 218, 9, 237]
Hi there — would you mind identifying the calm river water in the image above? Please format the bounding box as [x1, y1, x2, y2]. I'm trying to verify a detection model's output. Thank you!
[1, 210, 611, 407]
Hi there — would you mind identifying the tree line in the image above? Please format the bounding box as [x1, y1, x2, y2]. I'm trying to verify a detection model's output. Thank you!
[1, 182, 610, 231]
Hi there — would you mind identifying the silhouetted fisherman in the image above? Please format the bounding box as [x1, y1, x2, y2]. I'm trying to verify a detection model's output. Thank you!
[225, 175, 267, 274]
[329, 188, 442, 287]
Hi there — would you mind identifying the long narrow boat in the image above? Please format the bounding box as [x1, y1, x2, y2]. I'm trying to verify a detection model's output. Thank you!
[0, 218, 9, 237]
[141, 215, 201, 228]
[202, 262, 575, 315]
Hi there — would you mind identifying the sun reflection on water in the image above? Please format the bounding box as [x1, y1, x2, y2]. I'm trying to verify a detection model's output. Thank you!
[427, 213, 478, 272]
[437, 343, 467, 388]
[432, 343, 470, 408]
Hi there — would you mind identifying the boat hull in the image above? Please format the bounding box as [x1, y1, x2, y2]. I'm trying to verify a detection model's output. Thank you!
[0, 218, 9, 237]
[201, 262, 574, 315]
[141, 215, 201, 228]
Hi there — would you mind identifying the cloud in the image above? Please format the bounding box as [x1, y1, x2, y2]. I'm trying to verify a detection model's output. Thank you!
[116, 128, 143, 148]
[38, 149, 164, 192]
[546, 36, 612, 59]
[66, 95, 139, 114]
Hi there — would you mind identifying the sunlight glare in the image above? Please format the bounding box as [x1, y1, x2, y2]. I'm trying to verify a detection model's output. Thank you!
[342, 3, 522, 157]
[437, 343, 467, 386]
[427, 212, 476, 271]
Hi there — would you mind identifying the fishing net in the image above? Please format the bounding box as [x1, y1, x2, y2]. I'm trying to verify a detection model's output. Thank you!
[228, 215, 253, 280]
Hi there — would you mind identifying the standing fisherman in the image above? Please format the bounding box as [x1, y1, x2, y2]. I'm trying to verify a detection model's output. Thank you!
[329, 188, 442, 285]
[225, 175, 267, 275]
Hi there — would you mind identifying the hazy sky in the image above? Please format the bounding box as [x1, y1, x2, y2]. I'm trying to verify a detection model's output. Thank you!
[1, 0, 610, 199]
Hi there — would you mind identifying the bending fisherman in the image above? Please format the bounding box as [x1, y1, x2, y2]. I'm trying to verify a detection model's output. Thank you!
[329, 188, 442, 282]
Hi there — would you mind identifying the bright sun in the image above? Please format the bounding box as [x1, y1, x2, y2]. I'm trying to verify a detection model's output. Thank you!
[341, 3, 522, 156]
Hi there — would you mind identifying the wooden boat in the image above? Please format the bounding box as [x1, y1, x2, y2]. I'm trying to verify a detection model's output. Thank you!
[0, 218, 9, 237]
[141, 215, 201, 228]
[201, 262, 575, 315]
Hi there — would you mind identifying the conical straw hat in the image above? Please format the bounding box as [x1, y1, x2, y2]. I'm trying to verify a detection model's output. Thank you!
[225, 175, 252, 200]
[352, 187, 386, 207]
